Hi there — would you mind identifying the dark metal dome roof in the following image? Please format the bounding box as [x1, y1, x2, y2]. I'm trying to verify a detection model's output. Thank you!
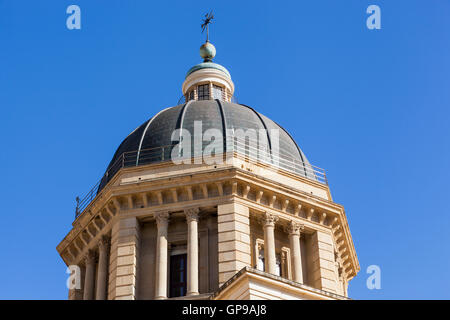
[98, 100, 316, 192]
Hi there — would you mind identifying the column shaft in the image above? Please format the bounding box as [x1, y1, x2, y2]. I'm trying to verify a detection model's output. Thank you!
[185, 208, 199, 296]
[155, 211, 169, 299]
[287, 221, 304, 283]
[262, 212, 278, 275]
[83, 251, 96, 300]
[96, 237, 110, 300]
[289, 233, 303, 282]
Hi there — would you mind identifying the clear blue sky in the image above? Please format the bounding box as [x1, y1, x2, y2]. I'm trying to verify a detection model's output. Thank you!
[1, 0, 449, 299]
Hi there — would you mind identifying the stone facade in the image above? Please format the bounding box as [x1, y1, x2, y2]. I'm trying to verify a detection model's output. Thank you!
[57, 152, 359, 300]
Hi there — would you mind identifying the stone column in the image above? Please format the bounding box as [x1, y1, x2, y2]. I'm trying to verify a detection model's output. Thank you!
[83, 250, 96, 300]
[262, 212, 278, 275]
[287, 221, 304, 283]
[185, 207, 199, 296]
[154, 211, 169, 300]
[96, 236, 110, 300]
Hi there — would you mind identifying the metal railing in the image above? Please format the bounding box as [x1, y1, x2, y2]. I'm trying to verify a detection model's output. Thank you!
[75, 137, 327, 219]
[229, 137, 327, 184]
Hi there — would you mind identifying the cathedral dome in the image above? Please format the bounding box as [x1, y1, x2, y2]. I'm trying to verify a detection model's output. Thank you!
[98, 100, 316, 192]
[97, 40, 318, 192]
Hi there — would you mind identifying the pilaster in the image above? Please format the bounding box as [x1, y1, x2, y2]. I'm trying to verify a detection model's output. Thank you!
[109, 217, 140, 300]
[217, 202, 251, 286]
[310, 230, 338, 293]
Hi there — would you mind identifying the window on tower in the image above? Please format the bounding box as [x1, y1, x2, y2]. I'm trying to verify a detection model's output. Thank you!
[256, 245, 283, 277]
[169, 254, 187, 298]
[197, 84, 210, 100]
[257, 248, 265, 271]
[188, 90, 195, 101]
[212, 85, 224, 100]
[275, 254, 282, 277]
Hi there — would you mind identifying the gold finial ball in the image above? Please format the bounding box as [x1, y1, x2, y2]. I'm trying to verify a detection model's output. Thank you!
[200, 41, 216, 61]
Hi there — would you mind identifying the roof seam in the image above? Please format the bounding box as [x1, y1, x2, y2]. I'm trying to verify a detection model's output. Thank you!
[215, 99, 228, 153]
[238, 103, 273, 157]
[271, 118, 309, 177]
[136, 107, 172, 166]
[178, 100, 193, 153]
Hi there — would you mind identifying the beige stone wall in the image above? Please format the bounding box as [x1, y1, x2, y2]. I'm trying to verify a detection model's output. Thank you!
[73, 205, 345, 299]
[217, 202, 252, 286]
[109, 217, 140, 300]
[308, 230, 338, 293]
[137, 221, 157, 299]
[300, 236, 311, 286]
[65, 205, 346, 299]
[63, 203, 350, 300]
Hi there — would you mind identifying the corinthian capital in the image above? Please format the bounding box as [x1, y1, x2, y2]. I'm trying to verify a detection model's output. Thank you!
[98, 235, 111, 251]
[84, 250, 96, 265]
[261, 212, 278, 227]
[286, 221, 304, 236]
[154, 211, 169, 228]
[184, 207, 199, 223]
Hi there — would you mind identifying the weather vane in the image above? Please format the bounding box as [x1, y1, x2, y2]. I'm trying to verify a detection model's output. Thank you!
[201, 11, 214, 42]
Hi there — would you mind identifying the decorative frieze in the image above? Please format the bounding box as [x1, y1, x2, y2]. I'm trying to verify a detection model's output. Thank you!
[306, 208, 314, 220]
[216, 182, 223, 196]
[255, 190, 263, 203]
